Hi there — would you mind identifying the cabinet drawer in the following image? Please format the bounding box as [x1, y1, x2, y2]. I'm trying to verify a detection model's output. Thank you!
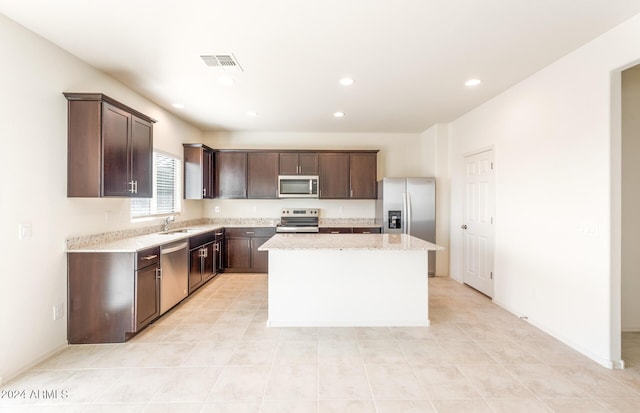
[136, 246, 160, 269]
[352, 227, 382, 234]
[225, 227, 276, 238]
[189, 231, 215, 248]
[319, 227, 353, 234]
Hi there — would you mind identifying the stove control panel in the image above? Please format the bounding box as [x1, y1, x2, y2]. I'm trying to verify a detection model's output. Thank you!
[281, 208, 319, 217]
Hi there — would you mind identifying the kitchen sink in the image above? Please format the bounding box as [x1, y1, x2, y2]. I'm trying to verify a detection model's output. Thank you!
[159, 228, 200, 235]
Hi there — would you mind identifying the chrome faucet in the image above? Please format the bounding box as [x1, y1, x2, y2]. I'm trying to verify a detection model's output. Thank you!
[163, 216, 175, 232]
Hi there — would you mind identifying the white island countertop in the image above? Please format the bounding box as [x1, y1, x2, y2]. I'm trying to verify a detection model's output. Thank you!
[259, 233, 443, 252]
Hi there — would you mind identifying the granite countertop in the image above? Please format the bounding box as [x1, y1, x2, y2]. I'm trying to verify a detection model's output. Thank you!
[66, 218, 382, 253]
[259, 233, 443, 251]
[67, 224, 225, 253]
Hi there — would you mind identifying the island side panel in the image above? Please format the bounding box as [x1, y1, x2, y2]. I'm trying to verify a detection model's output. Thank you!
[267, 249, 429, 327]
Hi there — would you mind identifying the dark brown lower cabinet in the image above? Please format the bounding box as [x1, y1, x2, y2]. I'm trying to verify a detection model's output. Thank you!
[352, 227, 382, 234]
[319, 227, 353, 234]
[68, 246, 160, 344]
[188, 230, 225, 293]
[225, 227, 276, 273]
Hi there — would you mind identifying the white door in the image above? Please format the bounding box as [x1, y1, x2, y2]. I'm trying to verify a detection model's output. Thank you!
[462, 149, 495, 297]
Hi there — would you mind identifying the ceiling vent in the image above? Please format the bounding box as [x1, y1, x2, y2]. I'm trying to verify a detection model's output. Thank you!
[200, 54, 243, 72]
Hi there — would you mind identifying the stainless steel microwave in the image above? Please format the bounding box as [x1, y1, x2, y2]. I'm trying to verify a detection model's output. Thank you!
[278, 175, 319, 198]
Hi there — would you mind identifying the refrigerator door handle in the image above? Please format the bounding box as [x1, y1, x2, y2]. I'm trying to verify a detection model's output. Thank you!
[407, 192, 412, 235]
[402, 192, 408, 235]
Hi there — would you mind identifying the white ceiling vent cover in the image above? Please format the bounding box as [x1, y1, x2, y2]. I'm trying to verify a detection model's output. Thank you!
[200, 54, 243, 72]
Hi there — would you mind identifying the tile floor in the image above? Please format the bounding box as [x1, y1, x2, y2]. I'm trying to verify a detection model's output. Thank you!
[3, 274, 640, 412]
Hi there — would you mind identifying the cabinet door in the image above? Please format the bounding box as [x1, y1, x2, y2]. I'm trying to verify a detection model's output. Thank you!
[102, 102, 131, 196]
[299, 153, 319, 175]
[350, 152, 377, 199]
[135, 264, 160, 330]
[189, 248, 204, 292]
[203, 149, 214, 199]
[225, 237, 251, 269]
[216, 152, 247, 198]
[203, 242, 215, 281]
[251, 237, 270, 272]
[184, 146, 204, 199]
[319, 153, 350, 199]
[213, 239, 224, 273]
[247, 152, 278, 199]
[130, 116, 153, 198]
[279, 153, 299, 175]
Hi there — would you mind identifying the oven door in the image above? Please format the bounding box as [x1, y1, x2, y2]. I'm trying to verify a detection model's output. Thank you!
[278, 175, 319, 198]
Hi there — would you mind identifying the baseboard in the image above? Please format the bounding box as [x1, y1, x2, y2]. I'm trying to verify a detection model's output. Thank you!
[1, 342, 68, 386]
[492, 298, 621, 370]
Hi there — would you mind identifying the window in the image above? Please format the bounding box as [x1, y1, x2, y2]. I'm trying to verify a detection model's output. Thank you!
[131, 151, 181, 218]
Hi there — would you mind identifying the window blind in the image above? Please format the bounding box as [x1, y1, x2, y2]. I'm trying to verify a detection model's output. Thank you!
[131, 151, 180, 218]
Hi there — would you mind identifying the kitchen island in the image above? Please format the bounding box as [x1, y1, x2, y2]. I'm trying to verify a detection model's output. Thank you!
[259, 233, 443, 327]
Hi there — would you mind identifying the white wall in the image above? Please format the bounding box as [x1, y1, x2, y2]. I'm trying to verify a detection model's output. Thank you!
[622, 65, 640, 331]
[447, 13, 640, 367]
[0, 14, 203, 383]
[420, 125, 451, 276]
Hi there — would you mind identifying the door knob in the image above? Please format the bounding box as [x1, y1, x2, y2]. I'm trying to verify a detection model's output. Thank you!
[461, 224, 468, 229]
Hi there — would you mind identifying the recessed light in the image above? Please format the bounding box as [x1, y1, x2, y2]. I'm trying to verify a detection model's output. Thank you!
[465, 78, 481, 87]
[172, 103, 185, 109]
[333, 111, 345, 118]
[339, 77, 354, 86]
[246, 111, 258, 117]
[218, 75, 235, 86]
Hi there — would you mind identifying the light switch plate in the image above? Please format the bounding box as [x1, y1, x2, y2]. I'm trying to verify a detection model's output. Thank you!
[53, 303, 64, 320]
[18, 222, 32, 240]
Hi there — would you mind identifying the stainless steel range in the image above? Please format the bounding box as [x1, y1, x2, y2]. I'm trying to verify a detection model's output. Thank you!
[276, 208, 319, 233]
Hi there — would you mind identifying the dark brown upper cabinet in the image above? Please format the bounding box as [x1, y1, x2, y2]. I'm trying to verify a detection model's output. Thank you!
[216, 151, 247, 199]
[279, 152, 319, 175]
[64, 93, 156, 198]
[247, 152, 279, 199]
[183, 144, 214, 199]
[318, 151, 378, 199]
[349, 152, 378, 199]
[319, 152, 350, 199]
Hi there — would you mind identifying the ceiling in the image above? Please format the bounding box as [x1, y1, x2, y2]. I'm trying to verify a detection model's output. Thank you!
[1, 1, 640, 133]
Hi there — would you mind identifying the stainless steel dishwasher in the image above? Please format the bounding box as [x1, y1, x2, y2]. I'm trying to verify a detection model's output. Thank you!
[160, 240, 189, 314]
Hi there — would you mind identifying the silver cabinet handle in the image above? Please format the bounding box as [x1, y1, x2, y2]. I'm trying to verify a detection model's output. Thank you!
[330, 231, 340, 234]
[246, 231, 254, 235]
[203, 187, 206, 197]
[215, 232, 223, 236]
[141, 254, 158, 261]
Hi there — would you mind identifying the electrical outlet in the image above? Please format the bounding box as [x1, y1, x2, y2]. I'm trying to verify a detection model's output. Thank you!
[53, 303, 64, 320]
[214, 206, 220, 213]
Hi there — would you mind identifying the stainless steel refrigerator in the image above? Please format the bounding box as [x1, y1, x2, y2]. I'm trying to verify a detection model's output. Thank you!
[376, 177, 436, 275]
